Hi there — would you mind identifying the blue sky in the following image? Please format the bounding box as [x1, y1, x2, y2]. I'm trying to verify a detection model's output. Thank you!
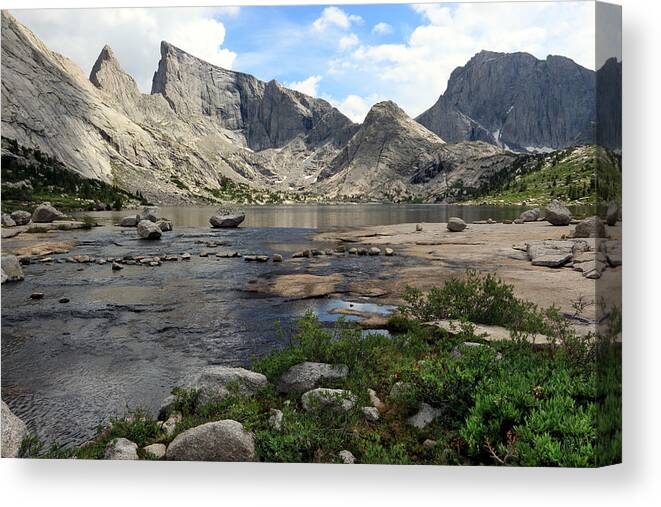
[13, 2, 596, 122]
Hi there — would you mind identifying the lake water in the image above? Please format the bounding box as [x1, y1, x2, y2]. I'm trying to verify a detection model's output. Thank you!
[78, 203, 533, 228]
[1, 203, 585, 448]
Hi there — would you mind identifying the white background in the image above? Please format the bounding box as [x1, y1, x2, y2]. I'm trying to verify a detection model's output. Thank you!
[1, 0, 658, 505]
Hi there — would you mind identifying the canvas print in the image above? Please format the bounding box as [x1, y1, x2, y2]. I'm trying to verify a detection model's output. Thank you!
[1, 1, 621, 466]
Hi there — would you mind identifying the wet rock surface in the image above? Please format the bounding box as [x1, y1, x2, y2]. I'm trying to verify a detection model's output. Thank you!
[0, 224, 413, 448]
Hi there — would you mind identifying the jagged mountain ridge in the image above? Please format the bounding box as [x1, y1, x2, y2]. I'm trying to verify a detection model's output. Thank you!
[1, 11, 611, 204]
[416, 50, 600, 152]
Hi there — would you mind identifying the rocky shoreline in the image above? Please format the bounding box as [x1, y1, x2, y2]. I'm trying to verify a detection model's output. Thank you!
[1, 200, 621, 459]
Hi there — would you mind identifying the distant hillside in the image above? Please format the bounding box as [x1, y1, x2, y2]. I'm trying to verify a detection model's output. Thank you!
[458, 145, 621, 206]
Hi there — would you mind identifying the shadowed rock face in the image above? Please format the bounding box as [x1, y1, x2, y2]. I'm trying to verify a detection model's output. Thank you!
[151, 41, 354, 152]
[416, 50, 597, 152]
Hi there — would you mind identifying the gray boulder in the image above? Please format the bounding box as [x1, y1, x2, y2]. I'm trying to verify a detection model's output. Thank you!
[118, 215, 140, 227]
[447, 217, 467, 232]
[301, 388, 356, 413]
[156, 219, 173, 232]
[544, 199, 572, 226]
[137, 220, 162, 240]
[606, 201, 619, 226]
[277, 362, 349, 394]
[2, 213, 16, 227]
[140, 207, 159, 222]
[518, 208, 541, 222]
[1, 400, 28, 458]
[166, 420, 255, 462]
[104, 437, 139, 460]
[185, 366, 268, 405]
[407, 402, 443, 429]
[361, 406, 380, 422]
[10, 210, 32, 225]
[143, 443, 166, 459]
[209, 210, 246, 228]
[338, 450, 356, 464]
[572, 216, 607, 238]
[1, 255, 24, 283]
[31, 202, 65, 223]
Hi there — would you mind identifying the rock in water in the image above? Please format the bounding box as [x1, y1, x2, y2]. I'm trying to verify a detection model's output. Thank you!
[209, 209, 246, 228]
[156, 219, 173, 232]
[572, 216, 607, 238]
[1, 255, 24, 283]
[2, 213, 16, 227]
[10, 210, 31, 225]
[544, 200, 572, 226]
[166, 420, 255, 462]
[136, 220, 162, 240]
[104, 437, 139, 460]
[301, 388, 356, 413]
[518, 208, 541, 222]
[447, 217, 467, 232]
[606, 201, 619, 226]
[277, 362, 349, 393]
[368, 247, 381, 256]
[140, 207, 159, 222]
[1, 400, 28, 458]
[118, 215, 140, 227]
[31, 202, 65, 223]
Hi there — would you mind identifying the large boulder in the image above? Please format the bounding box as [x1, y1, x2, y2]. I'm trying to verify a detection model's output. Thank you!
[572, 216, 607, 238]
[526, 240, 574, 268]
[10, 210, 32, 226]
[1, 400, 28, 458]
[606, 201, 620, 226]
[2, 213, 16, 227]
[544, 199, 572, 226]
[156, 220, 173, 232]
[137, 220, 162, 240]
[277, 362, 349, 394]
[447, 217, 467, 232]
[31, 202, 65, 223]
[518, 208, 541, 222]
[166, 420, 255, 462]
[118, 215, 140, 227]
[104, 437, 139, 460]
[301, 388, 356, 413]
[184, 366, 268, 404]
[1, 255, 24, 283]
[209, 209, 245, 228]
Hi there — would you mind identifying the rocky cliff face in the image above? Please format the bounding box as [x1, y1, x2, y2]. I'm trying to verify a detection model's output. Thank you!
[416, 50, 596, 152]
[316, 101, 512, 201]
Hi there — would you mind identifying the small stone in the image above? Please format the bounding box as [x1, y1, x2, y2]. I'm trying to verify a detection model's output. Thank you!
[256, 255, 269, 262]
[58, 297, 70, 304]
[30, 292, 45, 300]
[160, 413, 182, 437]
[301, 388, 356, 413]
[368, 247, 381, 256]
[384, 248, 394, 256]
[143, 443, 166, 459]
[181, 253, 191, 260]
[348, 247, 358, 255]
[416, 224, 423, 232]
[361, 406, 380, 422]
[338, 450, 356, 464]
[407, 402, 442, 429]
[367, 388, 385, 411]
[423, 439, 437, 450]
[111, 262, 123, 271]
[200, 251, 209, 257]
[272, 254, 283, 262]
[268, 409, 283, 431]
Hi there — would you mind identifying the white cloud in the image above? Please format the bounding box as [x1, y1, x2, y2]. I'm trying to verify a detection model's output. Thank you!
[12, 7, 237, 92]
[286, 75, 322, 97]
[372, 22, 393, 35]
[324, 93, 383, 123]
[338, 33, 359, 51]
[328, 2, 596, 117]
[312, 6, 362, 32]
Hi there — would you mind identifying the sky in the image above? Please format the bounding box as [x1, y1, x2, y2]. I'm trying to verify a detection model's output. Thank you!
[12, 2, 597, 122]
